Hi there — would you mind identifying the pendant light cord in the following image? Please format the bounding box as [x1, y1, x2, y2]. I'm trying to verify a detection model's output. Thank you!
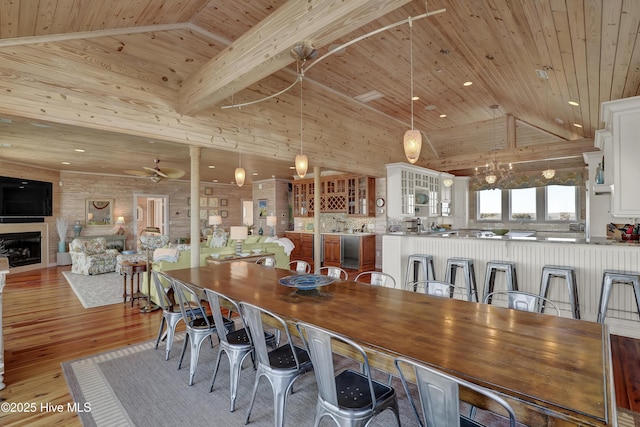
[409, 17, 414, 130]
[300, 75, 303, 155]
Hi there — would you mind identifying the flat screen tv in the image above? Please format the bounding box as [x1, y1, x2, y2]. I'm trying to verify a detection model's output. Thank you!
[0, 176, 53, 217]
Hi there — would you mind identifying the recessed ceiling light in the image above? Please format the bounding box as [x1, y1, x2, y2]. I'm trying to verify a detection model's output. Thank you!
[289, 166, 296, 170]
[573, 123, 583, 128]
[354, 90, 384, 103]
[463, 81, 473, 87]
[439, 114, 447, 118]
[252, 172, 258, 176]
[412, 96, 419, 101]
[74, 149, 85, 152]
[62, 161, 70, 165]
[208, 165, 215, 169]
[212, 179, 218, 183]
[568, 101, 579, 106]
[148, 140, 155, 144]
[425, 105, 437, 111]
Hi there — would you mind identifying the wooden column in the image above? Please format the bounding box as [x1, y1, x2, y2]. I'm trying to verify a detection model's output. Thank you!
[314, 166, 322, 269]
[190, 146, 201, 267]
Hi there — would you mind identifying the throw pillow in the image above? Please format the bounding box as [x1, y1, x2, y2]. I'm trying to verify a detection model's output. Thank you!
[209, 231, 228, 248]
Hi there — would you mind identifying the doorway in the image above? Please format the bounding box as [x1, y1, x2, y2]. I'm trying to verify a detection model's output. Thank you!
[133, 194, 170, 250]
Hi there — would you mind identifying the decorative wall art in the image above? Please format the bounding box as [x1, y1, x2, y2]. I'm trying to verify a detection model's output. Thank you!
[259, 199, 267, 217]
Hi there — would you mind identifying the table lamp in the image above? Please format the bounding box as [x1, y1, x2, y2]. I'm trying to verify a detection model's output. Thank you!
[115, 216, 125, 235]
[209, 215, 222, 232]
[229, 226, 248, 256]
[266, 215, 277, 237]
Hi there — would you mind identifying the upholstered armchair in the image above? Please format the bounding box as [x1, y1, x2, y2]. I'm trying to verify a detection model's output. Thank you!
[69, 237, 119, 275]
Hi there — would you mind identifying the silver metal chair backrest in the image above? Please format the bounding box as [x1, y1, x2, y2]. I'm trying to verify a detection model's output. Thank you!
[239, 301, 300, 369]
[355, 271, 396, 288]
[288, 260, 311, 273]
[297, 321, 375, 410]
[315, 266, 348, 280]
[153, 271, 174, 311]
[255, 256, 276, 267]
[483, 290, 559, 315]
[395, 357, 517, 427]
[172, 279, 210, 327]
[412, 280, 455, 298]
[204, 288, 242, 346]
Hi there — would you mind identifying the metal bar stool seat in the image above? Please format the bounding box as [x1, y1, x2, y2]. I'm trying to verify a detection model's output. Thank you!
[405, 254, 435, 291]
[483, 260, 518, 303]
[597, 270, 640, 323]
[539, 265, 580, 319]
[445, 257, 479, 302]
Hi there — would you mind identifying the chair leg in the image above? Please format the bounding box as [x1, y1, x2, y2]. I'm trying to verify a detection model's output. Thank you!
[188, 334, 208, 386]
[245, 371, 263, 424]
[155, 316, 166, 350]
[228, 350, 252, 412]
[209, 347, 225, 392]
[177, 333, 189, 370]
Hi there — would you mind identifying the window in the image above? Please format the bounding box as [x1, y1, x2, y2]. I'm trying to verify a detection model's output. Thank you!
[546, 185, 577, 221]
[510, 188, 536, 221]
[478, 189, 502, 220]
[476, 185, 579, 222]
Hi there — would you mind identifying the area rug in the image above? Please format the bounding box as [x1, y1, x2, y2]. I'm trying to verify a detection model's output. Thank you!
[62, 335, 527, 427]
[63, 271, 126, 309]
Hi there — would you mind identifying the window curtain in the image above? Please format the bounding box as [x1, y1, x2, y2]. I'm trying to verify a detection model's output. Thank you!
[470, 170, 584, 192]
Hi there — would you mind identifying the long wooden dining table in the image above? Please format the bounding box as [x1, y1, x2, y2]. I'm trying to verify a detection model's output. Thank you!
[166, 262, 617, 427]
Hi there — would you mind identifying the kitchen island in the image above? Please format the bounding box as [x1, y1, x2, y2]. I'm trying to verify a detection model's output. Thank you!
[382, 232, 640, 338]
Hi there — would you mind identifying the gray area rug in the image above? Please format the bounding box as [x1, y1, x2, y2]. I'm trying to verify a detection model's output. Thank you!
[63, 271, 127, 309]
[62, 334, 527, 427]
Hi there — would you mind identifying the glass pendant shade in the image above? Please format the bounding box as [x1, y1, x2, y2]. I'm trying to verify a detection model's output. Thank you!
[235, 167, 245, 187]
[295, 153, 308, 178]
[403, 129, 422, 164]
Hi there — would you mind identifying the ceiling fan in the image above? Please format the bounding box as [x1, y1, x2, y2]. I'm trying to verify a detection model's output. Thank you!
[124, 159, 185, 182]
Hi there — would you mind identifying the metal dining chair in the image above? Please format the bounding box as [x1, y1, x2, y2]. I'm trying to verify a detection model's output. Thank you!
[483, 290, 560, 315]
[172, 279, 234, 385]
[255, 256, 276, 267]
[354, 271, 397, 288]
[297, 321, 400, 427]
[315, 266, 348, 280]
[287, 260, 311, 273]
[152, 271, 199, 361]
[395, 357, 517, 427]
[239, 301, 313, 427]
[204, 288, 276, 412]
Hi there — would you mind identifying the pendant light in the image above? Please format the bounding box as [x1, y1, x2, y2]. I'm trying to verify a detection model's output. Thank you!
[235, 149, 245, 187]
[295, 76, 308, 178]
[403, 17, 422, 164]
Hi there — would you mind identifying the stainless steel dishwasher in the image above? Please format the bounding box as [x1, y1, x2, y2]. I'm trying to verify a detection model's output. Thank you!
[340, 235, 360, 270]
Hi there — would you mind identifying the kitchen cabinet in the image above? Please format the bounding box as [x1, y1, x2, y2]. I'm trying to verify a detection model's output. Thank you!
[285, 232, 315, 270]
[386, 163, 449, 218]
[322, 235, 341, 267]
[292, 174, 374, 217]
[599, 96, 640, 217]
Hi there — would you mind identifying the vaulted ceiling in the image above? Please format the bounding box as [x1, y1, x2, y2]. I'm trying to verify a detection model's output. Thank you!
[0, 0, 637, 184]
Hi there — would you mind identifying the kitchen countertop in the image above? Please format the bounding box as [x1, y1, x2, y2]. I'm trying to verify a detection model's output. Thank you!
[286, 231, 376, 236]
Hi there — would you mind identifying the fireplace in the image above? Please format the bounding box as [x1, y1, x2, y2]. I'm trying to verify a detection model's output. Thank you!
[0, 232, 42, 267]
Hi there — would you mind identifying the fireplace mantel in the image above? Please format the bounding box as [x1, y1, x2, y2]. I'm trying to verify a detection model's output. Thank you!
[0, 223, 49, 273]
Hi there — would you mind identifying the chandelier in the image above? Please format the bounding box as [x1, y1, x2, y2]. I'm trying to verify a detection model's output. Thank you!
[475, 105, 513, 188]
[542, 168, 556, 179]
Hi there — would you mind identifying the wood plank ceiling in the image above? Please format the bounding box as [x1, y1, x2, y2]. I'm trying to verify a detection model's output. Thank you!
[0, 0, 638, 184]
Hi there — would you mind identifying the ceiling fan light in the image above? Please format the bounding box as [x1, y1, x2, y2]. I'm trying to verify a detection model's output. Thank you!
[295, 154, 308, 178]
[542, 168, 556, 179]
[235, 167, 245, 187]
[403, 129, 422, 164]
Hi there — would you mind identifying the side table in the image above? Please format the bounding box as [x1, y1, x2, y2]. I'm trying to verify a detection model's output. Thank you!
[206, 252, 276, 266]
[121, 261, 147, 307]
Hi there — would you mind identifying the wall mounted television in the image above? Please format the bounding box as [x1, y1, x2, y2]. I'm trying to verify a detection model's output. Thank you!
[0, 176, 53, 217]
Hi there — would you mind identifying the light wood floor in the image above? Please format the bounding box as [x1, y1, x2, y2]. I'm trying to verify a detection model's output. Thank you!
[0, 266, 638, 426]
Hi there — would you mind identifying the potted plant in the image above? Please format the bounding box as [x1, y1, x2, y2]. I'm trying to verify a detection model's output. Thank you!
[56, 217, 69, 252]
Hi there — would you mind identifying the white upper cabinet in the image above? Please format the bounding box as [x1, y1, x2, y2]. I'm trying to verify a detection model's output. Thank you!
[386, 163, 448, 218]
[600, 96, 640, 217]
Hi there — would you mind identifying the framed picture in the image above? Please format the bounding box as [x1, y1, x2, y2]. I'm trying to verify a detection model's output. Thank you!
[199, 209, 207, 220]
[204, 187, 213, 196]
[221, 210, 228, 218]
[199, 197, 207, 207]
[187, 197, 191, 206]
[209, 197, 219, 207]
[259, 199, 268, 217]
[209, 209, 218, 216]
[220, 198, 228, 206]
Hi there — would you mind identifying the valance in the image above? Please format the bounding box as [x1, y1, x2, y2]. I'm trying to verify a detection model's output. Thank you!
[470, 170, 584, 192]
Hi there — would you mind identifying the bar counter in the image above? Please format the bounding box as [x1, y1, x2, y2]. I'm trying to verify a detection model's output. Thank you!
[382, 233, 640, 339]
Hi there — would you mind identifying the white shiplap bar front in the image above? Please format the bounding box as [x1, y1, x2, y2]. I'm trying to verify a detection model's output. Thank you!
[382, 235, 640, 339]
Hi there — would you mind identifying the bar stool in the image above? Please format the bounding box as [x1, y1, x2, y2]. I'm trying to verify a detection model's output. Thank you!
[539, 265, 580, 319]
[483, 260, 518, 303]
[597, 270, 640, 323]
[405, 254, 435, 291]
[445, 257, 479, 302]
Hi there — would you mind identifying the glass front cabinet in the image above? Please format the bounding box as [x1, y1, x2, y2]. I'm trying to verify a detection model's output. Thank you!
[386, 163, 454, 218]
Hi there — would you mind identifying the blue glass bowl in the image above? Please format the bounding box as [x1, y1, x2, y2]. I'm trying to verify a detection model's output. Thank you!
[279, 274, 335, 291]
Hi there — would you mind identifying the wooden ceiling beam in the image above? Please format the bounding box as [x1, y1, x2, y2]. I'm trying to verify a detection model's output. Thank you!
[424, 138, 598, 172]
[178, 0, 413, 114]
